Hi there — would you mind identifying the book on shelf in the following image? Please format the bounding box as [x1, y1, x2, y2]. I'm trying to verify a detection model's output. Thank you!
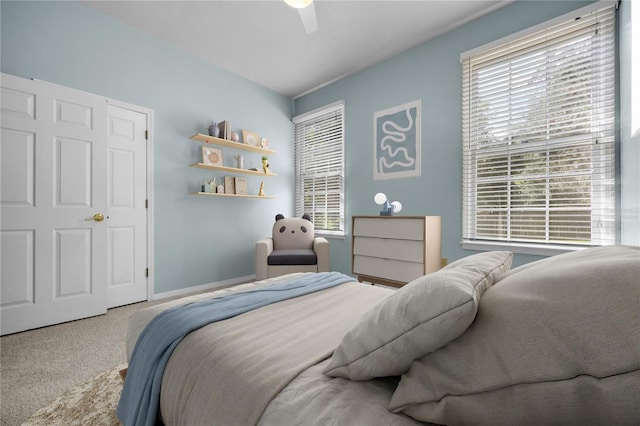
[217, 120, 231, 140]
[224, 176, 235, 194]
[235, 177, 248, 195]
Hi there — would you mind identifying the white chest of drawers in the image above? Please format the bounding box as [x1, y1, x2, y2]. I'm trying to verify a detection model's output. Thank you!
[352, 216, 441, 287]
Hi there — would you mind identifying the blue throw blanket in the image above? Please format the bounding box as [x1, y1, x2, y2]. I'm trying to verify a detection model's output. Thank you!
[116, 272, 353, 426]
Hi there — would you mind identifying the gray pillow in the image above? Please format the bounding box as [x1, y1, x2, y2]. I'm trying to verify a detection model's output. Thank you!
[390, 245, 640, 425]
[323, 251, 513, 380]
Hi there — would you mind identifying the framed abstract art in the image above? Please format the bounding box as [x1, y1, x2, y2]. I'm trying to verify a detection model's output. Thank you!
[373, 100, 421, 180]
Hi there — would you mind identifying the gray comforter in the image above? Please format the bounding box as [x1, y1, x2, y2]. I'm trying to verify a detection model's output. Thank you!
[126, 274, 423, 425]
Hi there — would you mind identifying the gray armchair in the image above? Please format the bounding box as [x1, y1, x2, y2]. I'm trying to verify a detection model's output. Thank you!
[256, 214, 330, 281]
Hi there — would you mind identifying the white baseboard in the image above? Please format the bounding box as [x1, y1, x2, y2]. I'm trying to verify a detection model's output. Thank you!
[152, 274, 256, 301]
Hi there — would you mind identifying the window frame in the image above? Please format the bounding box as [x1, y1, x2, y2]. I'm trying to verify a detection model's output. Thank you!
[293, 100, 346, 237]
[632, 0, 640, 138]
[460, 1, 617, 256]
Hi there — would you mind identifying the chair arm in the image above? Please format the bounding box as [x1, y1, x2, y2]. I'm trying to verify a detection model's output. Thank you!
[255, 238, 274, 281]
[313, 237, 330, 272]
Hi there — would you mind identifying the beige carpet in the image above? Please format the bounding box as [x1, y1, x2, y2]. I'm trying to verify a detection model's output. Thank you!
[22, 363, 126, 426]
[1, 306, 133, 426]
[0, 282, 246, 425]
[0, 290, 218, 426]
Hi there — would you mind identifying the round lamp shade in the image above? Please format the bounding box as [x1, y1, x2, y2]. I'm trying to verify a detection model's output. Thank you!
[374, 192, 388, 205]
[391, 201, 403, 213]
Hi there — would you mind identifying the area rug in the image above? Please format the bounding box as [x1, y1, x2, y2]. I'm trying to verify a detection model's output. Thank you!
[22, 363, 127, 426]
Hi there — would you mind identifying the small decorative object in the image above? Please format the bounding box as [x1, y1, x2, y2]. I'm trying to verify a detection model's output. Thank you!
[202, 177, 216, 192]
[374, 192, 403, 216]
[260, 137, 269, 148]
[233, 154, 244, 169]
[258, 181, 265, 197]
[217, 120, 231, 139]
[224, 176, 236, 194]
[262, 156, 270, 174]
[235, 177, 248, 195]
[208, 122, 220, 138]
[230, 131, 240, 142]
[202, 146, 223, 166]
[216, 184, 224, 194]
[242, 130, 260, 147]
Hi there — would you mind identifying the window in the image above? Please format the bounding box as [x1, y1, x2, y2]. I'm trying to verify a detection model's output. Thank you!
[461, 3, 616, 252]
[293, 101, 345, 236]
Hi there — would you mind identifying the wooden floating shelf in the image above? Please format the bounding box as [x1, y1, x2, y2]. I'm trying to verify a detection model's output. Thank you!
[191, 192, 274, 199]
[190, 133, 276, 155]
[190, 163, 276, 176]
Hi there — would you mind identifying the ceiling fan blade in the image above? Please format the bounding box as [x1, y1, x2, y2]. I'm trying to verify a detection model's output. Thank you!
[298, 3, 318, 34]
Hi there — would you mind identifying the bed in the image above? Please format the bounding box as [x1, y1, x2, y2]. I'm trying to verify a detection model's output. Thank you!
[118, 246, 640, 426]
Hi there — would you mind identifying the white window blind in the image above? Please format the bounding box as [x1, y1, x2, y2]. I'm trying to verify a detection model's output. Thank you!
[461, 3, 616, 249]
[293, 101, 345, 235]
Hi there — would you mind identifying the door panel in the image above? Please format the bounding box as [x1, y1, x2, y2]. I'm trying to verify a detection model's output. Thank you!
[111, 227, 135, 285]
[54, 99, 93, 128]
[55, 228, 92, 297]
[0, 230, 35, 306]
[0, 128, 35, 205]
[1, 74, 107, 335]
[111, 149, 135, 206]
[106, 104, 148, 308]
[56, 136, 93, 206]
[0, 85, 35, 119]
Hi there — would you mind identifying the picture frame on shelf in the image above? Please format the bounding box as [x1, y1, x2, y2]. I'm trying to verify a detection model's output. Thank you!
[202, 146, 223, 166]
[235, 177, 248, 195]
[242, 130, 260, 147]
[224, 176, 236, 194]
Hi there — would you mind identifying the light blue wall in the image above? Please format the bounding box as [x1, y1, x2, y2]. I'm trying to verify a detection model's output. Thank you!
[2, 1, 636, 292]
[619, 0, 640, 245]
[1, 1, 294, 294]
[294, 0, 639, 271]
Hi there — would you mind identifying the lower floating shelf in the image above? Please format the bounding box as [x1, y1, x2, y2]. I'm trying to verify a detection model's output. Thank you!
[191, 163, 277, 176]
[191, 192, 274, 199]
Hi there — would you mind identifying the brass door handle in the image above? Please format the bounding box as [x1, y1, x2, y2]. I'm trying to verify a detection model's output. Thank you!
[85, 213, 105, 222]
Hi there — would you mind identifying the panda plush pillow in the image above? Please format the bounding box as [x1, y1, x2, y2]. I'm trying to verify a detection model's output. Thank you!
[271, 214, 314, 250]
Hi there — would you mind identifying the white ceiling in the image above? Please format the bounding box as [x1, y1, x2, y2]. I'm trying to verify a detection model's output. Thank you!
[83, 0, 514, 98]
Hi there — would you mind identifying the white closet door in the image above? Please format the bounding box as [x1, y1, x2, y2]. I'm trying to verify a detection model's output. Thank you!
[1, 74, 107, 335]
[106, 103, 149, 308]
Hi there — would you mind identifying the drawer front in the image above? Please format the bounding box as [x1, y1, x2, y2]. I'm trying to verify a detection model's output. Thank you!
[353, 255, 425, 283]
[353, 217, 424, 240]
[353, 236, 424, 263]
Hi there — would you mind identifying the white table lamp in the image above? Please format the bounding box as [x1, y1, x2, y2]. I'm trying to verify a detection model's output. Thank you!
[374, 192, 402, 216]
